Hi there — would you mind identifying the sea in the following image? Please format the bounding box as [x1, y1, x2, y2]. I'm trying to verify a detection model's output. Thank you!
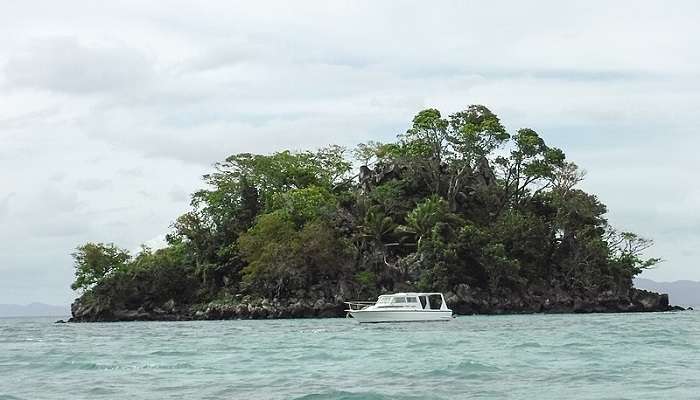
[1, 312, 699, 399]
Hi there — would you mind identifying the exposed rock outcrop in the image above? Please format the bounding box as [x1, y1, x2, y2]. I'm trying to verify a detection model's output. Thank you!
[445, 286, 678, 314]
[69, 296, 346, 322]
[69, 286, 681, 322]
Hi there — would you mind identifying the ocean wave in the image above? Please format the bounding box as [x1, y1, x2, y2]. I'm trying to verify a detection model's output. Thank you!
[52, 360, 197, 371]
[418, 359, 501, 380]
[147, 350, 199, 356]
[292, 390, 432, 400]
[511, 341, 542, 349]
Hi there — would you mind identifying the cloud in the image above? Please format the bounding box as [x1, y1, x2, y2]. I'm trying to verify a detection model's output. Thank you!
[117, 167, 144, 177]
[1, 1, 700, 304]
[0, 192, 15, 220]
[3, 37, 153, 94]
[75, 178, 112, 191]
[168, 187, 189, 203]
[2, 186, 87, 238]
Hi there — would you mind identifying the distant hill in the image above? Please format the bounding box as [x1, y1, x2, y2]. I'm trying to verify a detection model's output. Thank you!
[634, 278, 700, 307]
[0, 303, 70, 318]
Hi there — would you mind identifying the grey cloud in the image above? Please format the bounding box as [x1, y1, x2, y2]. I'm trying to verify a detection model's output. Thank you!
[186, 38, 271, 72]
[35, 217, 91, 238]
[525, 69, 658, 82]
[2, 1, 700, 304]
[37, 187, 83, 215]
[75, 178, 112, 191]
[49, 172, 67, 182]
[396, 66, 659, 82]
[83, 107, 405, 165]
[168, 187, 189, 203]
[0, 106, 61, 129]
[4, 187, 88, 239]
[3, 37, 153, 94]
[117, 167, 144, 177]
[0, 193, 15, 220]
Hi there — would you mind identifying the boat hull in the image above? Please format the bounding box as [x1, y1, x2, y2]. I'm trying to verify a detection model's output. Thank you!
[348, 310, 453, 323]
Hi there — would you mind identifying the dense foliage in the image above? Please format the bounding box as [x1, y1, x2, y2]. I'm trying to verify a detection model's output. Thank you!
[71, 106, 660, 311]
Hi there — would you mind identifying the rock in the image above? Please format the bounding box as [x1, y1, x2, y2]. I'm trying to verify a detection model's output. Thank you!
[475, 157, 496, 186]
[313, 299, 326, 310]
[359, 165, 373, 192]
[55, 319, 66, 324]
[162, 299, 176, 313]
[289, 301, 307, 317]
[65, 279, 685, 321]
[630, 289, 670, 311]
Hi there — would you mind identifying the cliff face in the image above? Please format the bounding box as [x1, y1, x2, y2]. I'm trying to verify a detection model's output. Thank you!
[69, 287, 680, 322]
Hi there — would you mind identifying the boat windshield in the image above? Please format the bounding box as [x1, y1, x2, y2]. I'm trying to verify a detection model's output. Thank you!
[391, 297, 406, 303]
[377, 296, 391, 304]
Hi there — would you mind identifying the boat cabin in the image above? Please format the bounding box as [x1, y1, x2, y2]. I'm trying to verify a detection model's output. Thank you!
[344, 292, 453, 322]
[373, 293, 448, 311]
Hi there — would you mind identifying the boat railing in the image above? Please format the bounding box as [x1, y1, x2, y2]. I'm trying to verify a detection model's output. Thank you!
[343, 301, 376, 311]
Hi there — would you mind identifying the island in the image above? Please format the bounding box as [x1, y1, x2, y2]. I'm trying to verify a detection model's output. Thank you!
[69, 105, 679, 322]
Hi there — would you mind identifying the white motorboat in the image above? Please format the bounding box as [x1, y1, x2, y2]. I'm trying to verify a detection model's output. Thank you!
[344, 292, 453, 323]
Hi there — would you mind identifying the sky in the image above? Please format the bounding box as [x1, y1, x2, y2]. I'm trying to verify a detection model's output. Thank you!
[1, 1, 699, 305]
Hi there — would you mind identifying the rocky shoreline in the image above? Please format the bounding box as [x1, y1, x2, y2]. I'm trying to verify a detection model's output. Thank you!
[68, 287, 684, 322]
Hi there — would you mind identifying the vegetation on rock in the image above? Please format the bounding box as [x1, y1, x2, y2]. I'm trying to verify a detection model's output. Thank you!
[69, 105, 666, 321]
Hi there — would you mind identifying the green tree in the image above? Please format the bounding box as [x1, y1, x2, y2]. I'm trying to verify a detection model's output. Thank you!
[448, 104, 509, 161]
[271, 185, 336, 227]
[239, 212, 354, 298]
[401, 196, 455, 247]
[71, 242, 130, 291]
[495, 128, 566, 207]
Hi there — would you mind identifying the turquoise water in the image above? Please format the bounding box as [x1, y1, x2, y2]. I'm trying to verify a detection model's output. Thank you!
[1, 312, 699, 399]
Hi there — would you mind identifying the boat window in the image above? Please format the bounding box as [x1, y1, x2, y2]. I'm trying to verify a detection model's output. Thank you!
[419, 296, 427, 309]
[392, 297, 406, 303]
[406, 297, 417, 303]
[427, 294, 443, 310]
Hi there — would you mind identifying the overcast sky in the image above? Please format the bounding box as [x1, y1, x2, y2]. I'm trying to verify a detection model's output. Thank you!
[1, 1, 699, 305]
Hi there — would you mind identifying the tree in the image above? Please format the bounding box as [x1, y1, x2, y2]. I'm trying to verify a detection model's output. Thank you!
[495, 128, 566, 207]
[400, 196, 456, 247]
[358, 206, 397, 249]
[353, 141, 384, 165]
[71, 242, 130, 291]
[552, 162, 586, 196]
[205, 147, 352, 210]
[448, 105, 509, 162]
[271, 185, 336, 227]
[238, 212, 354, 298]
[386, 106, 510, 211]
[606, 229, 662, 275]
[395, 109, 451, 195]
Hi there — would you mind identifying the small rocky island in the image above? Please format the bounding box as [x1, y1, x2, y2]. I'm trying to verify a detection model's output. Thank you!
[69, 105, 680, 322]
